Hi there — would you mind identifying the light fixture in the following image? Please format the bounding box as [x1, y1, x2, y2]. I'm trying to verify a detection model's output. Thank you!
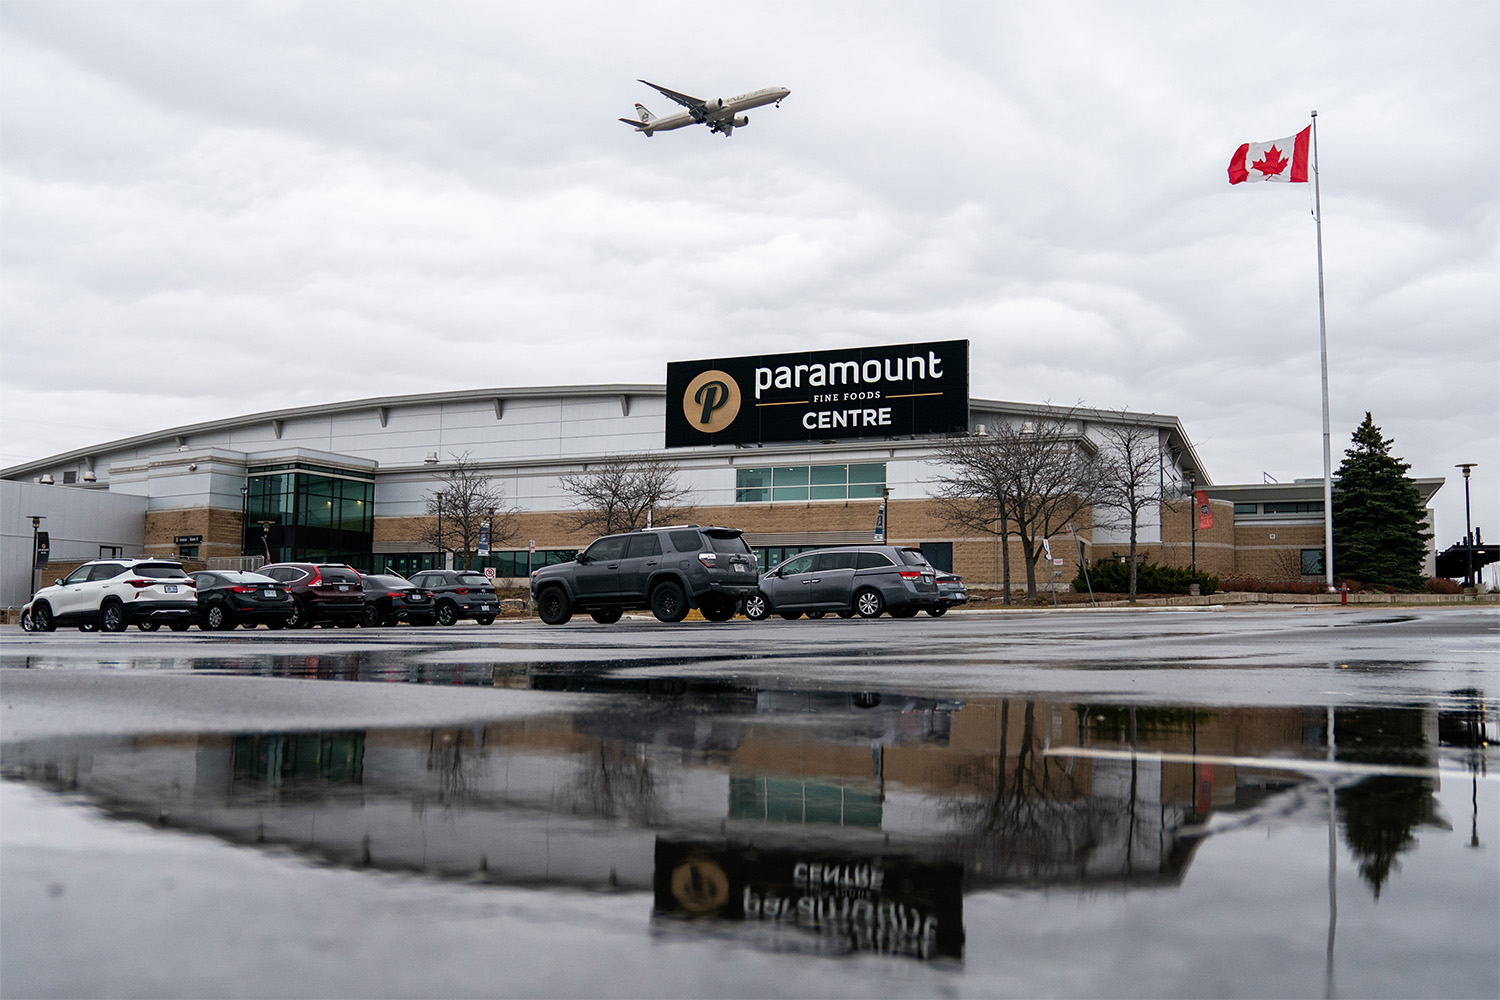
[424, 452, 439, 465]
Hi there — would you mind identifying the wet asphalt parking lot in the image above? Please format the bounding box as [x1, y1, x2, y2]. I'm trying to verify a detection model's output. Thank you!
[2, 605, 1497, 998]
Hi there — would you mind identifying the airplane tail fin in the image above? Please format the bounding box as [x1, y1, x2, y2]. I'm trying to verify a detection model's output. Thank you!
[634, 103, 656, 124]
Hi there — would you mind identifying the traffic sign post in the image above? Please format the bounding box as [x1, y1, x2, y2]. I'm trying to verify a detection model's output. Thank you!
[526, 540, 535, 616]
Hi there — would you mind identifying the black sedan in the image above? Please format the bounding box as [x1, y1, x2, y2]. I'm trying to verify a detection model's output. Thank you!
[190, 571, 294, 630]
[360, 574, 437, 627]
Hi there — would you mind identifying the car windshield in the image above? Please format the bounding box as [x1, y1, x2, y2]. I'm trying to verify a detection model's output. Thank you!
[897, 549, 930, 567]
[135, 564, 189, 578]
[706, 530, 749, 555]
[220, 572, 276, 585]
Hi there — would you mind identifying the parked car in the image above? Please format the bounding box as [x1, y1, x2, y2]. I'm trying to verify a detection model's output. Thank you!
[743, 546, 939, 621]
[529, 525, 759, 625]
[25, 558, 198, 633]
[360, 573, 437, 627]
[258, 563, 364, 628]
[406, 569, 500, 625]
[189, 570, 294, 630]
[930, 572, 969, 616]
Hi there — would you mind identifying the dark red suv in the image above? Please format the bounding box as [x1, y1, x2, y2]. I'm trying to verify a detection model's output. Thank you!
[259, 563, 364, 628]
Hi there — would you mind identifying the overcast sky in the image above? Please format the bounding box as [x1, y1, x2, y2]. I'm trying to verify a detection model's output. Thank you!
[2, 1, 1496, 549]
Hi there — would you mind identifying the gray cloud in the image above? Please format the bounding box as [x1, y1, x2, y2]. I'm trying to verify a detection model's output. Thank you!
[2, 0, 1495, 549]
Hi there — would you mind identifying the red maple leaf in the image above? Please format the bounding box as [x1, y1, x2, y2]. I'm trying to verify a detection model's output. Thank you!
[1252, 144, 1289, 177]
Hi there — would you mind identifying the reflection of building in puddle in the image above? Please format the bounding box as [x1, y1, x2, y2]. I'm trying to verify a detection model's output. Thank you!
[0, 694, 1467, 908]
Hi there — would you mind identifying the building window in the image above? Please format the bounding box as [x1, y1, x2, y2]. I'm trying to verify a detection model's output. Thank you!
[99, 545, 123, 559]
[62, 471, 77, 484]
[736, 464, 886, 503]
[1234, 503, 1258, 516]
[1264, 501, 1324, 515]
[178, 546, 199, 560]
[1300, 548, 1325, 576]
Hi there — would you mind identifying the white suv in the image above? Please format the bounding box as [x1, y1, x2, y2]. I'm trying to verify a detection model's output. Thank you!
[27, 559, 198, 633]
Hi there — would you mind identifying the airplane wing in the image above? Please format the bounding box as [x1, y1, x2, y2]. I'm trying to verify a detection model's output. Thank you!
[638, 80, 705, 111]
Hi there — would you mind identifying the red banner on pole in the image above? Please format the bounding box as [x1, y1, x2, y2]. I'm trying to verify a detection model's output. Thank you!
[1195, 490, 1213, 530]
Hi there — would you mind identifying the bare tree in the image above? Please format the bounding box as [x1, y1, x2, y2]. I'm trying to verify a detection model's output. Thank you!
[420, 452, 520, 570]
[930, 413, 1105, 599]
[558, 454, 694, 537]
[925, 434, 1017, 602]
[1094, 418, 1168, 603]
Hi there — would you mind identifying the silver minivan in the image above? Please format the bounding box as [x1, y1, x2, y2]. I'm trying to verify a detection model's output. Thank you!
[743, 545, 939, 620]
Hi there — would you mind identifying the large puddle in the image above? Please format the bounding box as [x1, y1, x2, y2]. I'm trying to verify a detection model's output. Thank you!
[3, 671, 1495, 997]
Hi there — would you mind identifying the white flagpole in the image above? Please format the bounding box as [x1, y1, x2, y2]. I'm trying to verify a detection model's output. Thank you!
[1312, 110, 1335, 591]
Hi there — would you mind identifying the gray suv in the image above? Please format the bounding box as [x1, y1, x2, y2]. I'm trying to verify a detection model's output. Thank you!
[530, 525, 759, 625]
[743, 545, 939, 620]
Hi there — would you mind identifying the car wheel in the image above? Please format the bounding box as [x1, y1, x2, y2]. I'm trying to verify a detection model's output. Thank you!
[926, 606, 948, 617]
[537, 586, 572, 625]
[650, 581, 689, 623]
[700, 600, 735, 622]
[889, 606, 919, 619]
[474, 615, 496, 626]
[19, 609, 32, 632]
[590, 608, 623, 625]
[742, 592, 771, 621]
[137, 622, 161, 632]
[286, 602, 306, 629]
[169, 622, 191, 632]
[206, 603, 235, 631]
[854, 588, 884, 618]
[100, 601, 128, 633]
[362, 604, 383, 628]
[31, 603, 56, 632]
[805, 610, 826, 620]
[436, 602, 459, 626]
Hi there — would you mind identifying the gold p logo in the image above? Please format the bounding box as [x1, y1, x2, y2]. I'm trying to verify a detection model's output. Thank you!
[683, 369, 741, 433]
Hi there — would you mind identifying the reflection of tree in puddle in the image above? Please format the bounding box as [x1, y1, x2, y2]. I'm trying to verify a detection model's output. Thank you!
[1333, 707, 1442, 897]
[565, 739, 659, 824]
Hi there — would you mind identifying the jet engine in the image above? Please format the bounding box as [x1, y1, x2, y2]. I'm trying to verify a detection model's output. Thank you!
[731, 115, 748, 127]
[702, 97, 725, 112]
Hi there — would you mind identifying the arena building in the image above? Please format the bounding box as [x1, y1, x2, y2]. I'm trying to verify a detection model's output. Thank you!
[0, 340, 1442, 609]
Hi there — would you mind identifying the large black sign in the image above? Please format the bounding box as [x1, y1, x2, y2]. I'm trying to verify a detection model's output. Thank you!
[653, 838, 965, 961]
[665, 340, 969, 448]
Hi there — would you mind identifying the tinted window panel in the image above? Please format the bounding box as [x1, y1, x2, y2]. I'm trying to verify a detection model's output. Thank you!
[458, 574, 491, 587]
[815, 551, 857, 571]
[585, 536, 628, 561]
[898, 548, 930, 567]
[320, 568, 361, 584]
[855, 552, 894, 569]
[707, 532, 749, 555]
[135, 564, 188, 579]
[89, 564, 128, 581]
[668, 530, 702, 553]
[780, 556, 815, 576]
[626, 534, 662, 558]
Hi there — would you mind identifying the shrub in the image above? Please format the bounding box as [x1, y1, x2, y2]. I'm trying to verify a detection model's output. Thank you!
[1424, 577, 1462, 595]
[1075, 560, 1218, 596]
[1221, 577, 1326, 595]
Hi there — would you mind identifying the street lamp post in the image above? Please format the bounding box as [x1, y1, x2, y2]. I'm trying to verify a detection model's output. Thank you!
[1456, 463, 1477, 587]
[1185, 469, 1197, 575]
[27, 515, 45, 598]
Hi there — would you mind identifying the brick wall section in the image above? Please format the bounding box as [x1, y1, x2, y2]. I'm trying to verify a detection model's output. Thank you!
[143, 507, 243, 562]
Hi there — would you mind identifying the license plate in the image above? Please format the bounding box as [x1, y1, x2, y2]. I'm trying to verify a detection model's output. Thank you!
[263, 590, 277, 598]
[164, 585, 178, 593]
[338, 585, 349, 592]
[733, 564, 746, 573]
[479, 605, 494, 611]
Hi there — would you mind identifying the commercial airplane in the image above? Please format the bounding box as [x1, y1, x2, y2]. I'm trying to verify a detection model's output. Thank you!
[619, 80, 790, 137]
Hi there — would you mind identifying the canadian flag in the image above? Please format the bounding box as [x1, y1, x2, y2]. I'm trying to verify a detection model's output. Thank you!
[1228, 126, 1310, 184]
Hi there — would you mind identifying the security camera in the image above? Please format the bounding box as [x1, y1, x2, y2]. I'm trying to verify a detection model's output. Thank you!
[187, 463, 198, 471]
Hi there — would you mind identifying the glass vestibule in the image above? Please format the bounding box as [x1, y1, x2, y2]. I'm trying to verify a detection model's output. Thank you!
[243, 464, 374, 569]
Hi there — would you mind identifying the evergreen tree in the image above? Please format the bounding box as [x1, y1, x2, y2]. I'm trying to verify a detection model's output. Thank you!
[1332, 413, 1432, 589]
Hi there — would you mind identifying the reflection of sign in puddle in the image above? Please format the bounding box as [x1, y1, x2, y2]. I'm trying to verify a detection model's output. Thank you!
[654, 839, 964, 961]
